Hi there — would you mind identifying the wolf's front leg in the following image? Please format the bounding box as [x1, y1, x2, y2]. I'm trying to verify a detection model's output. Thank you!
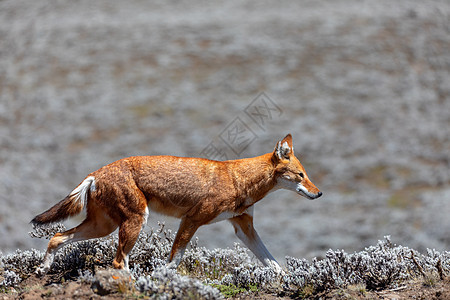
[229, 212, 284, 274]
[167, 217, 201, 269]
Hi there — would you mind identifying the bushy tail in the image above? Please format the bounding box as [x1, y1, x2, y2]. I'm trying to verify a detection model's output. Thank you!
[31, 176, 96, 225]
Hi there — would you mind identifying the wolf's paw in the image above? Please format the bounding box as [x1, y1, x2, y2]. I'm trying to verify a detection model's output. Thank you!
[35, 265, 49, 277]
[166, 261, 178, 270]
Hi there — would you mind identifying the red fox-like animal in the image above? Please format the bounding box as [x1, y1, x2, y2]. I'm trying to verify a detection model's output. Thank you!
[31, 134, 322, 274]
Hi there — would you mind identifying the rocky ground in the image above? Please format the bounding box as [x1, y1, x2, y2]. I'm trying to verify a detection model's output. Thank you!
[0, 0, 449, 266]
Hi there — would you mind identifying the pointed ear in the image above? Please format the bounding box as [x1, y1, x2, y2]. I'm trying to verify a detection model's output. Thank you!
[274, 134, 294, 160]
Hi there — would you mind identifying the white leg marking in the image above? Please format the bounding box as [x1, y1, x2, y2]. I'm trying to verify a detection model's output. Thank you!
[124, 255, 129, 271]
[36, 252, 55, 276]
[142, 206, 149, 230]
[36, 233, 86, 275]
[233, 225, 282, 273]
[230, 208, 283, 274]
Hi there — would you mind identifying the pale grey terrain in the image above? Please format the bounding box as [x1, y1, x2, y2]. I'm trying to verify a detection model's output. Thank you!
[0, 0, 449, 264]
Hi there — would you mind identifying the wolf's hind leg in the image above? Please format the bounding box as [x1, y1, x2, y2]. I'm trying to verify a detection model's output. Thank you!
[36, 209, 118, 276]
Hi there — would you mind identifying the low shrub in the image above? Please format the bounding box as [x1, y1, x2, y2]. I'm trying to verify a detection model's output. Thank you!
[1, 225, 449, 298]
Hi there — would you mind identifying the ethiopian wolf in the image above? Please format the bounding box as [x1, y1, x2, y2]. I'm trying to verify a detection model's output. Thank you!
[32, 134, 322, 275]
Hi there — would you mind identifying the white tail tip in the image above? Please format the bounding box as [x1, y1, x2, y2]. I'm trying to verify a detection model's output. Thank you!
[69, 176, 96, 208]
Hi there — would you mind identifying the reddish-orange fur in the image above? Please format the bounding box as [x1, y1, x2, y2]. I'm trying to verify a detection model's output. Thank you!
[32, 134, 322, 274]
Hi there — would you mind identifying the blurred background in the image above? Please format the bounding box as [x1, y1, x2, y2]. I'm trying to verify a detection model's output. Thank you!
[0, 0, 449, 262]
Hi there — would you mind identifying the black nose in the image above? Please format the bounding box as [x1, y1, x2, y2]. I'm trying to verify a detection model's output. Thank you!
[317, 192, 323, 197]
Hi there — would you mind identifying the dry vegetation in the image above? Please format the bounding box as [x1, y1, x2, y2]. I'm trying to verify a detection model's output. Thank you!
[1, 223, 449, 299]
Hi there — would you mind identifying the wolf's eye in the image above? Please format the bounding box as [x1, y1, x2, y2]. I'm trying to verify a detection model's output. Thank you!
[299, 172, 304, 178]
